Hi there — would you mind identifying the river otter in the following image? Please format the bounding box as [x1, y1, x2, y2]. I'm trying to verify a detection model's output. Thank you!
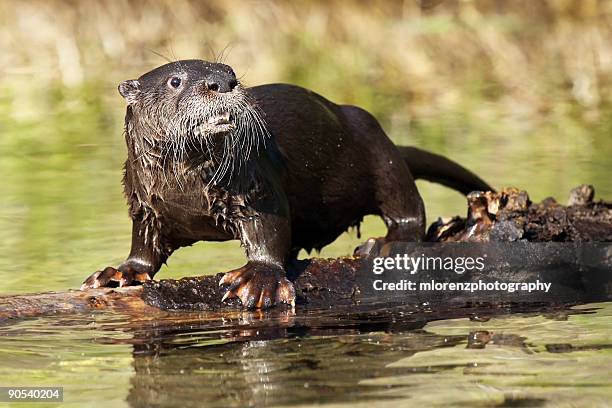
[81, 59, 492, 309]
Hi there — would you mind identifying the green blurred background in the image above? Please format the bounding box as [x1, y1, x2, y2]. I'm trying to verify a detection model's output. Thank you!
[1, 0, 611, 294]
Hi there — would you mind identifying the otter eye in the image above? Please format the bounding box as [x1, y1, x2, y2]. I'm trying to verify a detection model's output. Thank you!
[168, 77, 182, 88]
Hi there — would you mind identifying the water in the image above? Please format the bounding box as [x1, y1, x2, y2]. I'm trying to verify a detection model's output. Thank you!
[1, 82, 612, 406]
[0, 302, 610, 407]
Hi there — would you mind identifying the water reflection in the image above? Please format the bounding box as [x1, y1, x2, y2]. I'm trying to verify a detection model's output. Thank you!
[115, 303, 595, 408]
[126, 306, 456, 407]
[0, 302, 610, 407]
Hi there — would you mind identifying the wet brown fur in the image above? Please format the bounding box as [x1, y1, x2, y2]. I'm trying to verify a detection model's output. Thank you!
[82, 59, 492, 309]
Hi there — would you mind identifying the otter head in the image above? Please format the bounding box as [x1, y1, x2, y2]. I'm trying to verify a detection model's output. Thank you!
[119, 60, 268, 184]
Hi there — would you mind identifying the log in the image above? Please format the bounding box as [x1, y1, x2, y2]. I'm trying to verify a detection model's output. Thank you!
[1, 185, 611, 321]
[426, 185, 612, 242]
[0, 286, 146, 321]
[0, 258, 364, 321]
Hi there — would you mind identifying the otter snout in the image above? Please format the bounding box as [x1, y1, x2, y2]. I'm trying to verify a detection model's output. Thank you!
[204, 74, 238, 93]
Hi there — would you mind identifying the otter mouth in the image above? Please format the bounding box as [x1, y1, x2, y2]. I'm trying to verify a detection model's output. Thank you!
[194, 112, 236, 135]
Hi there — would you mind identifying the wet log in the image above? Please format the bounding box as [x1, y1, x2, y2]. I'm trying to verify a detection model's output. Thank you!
[0, 286, 146, 321]
[426, 184, 612, 242]
[0, 258, 364, 321]
[1, 185, 611, 320]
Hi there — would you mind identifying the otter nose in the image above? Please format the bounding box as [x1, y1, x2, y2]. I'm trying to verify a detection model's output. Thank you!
[206, 76, 238, 93]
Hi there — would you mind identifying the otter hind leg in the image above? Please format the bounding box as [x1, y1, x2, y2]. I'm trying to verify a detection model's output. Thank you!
[354, 172, 425, 258]
[378, 183, 426, 242]
[374, 146, 427, 243]
[340, 105, 426, 244]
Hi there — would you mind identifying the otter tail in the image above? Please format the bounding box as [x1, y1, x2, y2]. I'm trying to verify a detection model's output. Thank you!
[397, 146, 494, 195]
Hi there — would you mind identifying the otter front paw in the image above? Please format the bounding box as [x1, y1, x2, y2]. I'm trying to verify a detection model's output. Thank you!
[219, 262, 295, 309]
[80, 265, 151, 290]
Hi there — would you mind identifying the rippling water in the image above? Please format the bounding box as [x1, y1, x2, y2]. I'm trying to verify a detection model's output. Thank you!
[0, 302, 610, 407]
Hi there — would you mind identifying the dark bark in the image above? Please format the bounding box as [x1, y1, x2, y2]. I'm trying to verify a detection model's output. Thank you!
[426, 185, 612, 242]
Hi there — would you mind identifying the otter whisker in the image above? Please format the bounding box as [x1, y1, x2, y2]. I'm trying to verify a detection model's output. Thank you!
[131, 75, 270, 192]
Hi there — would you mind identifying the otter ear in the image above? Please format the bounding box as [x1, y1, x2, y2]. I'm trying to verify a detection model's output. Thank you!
[118, 79, 141, 104]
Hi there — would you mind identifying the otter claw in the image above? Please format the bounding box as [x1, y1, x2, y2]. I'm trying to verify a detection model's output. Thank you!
[219, 262, 295, 309]
[81, 266, 151, 290]
[80, 271, 101, 291]
[219, 272, 232, 286]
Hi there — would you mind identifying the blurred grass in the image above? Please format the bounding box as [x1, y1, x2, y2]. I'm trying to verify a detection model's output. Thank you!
[0, 0, 612, 292]
[2, 0, 612, 115]
[1, 0, 611, 196]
